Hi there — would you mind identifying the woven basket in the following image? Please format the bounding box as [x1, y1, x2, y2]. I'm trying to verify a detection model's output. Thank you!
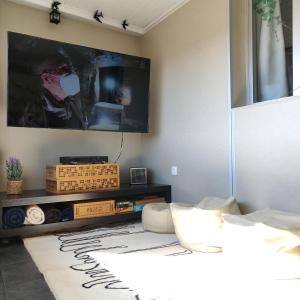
[46, 163, 120, 193]
[7, 180, 23, 195]
[46, 163, 119, 180]
[46, 177, 120, 193]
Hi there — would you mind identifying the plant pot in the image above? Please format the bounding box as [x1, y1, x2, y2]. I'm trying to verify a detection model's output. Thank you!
[7, 180, 23, 195]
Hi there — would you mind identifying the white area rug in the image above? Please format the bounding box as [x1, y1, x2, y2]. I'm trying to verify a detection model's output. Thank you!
[24, 222, 300, 300]
[24, 222, 192, 300]
[93, 252, 300, 300]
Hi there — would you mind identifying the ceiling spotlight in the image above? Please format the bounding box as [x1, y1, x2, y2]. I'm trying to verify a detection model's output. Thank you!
[94, 10, 104, 23]
[122, 19, 129, 30]
[50, 1, 61, 24]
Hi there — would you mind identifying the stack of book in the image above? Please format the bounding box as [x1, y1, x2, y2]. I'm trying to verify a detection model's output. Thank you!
[115, 196, 165, 214]
[133, 196, 165, 212]
[115, 200, 133, 214]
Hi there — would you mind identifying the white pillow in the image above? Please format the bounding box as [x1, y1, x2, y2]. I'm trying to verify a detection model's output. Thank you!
[222, 209, 300, 279]
[198, 196, 241, 214]
[171, 197, 241, 252]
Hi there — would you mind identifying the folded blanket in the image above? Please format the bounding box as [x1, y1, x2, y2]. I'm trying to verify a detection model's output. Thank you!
[42, 206, 62, 224]
[24, 205, 45, 225]
[60, 205, 73, 222]
[3, 207, 25, 228]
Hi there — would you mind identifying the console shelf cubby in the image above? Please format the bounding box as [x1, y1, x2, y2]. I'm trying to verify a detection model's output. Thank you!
[0, 184, 171, 238]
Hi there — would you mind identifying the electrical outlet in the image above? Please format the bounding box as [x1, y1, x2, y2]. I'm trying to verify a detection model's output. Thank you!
[171, 166, 178, 176]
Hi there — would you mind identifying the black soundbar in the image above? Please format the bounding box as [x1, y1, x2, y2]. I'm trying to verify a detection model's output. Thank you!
[60, 156, 109, 165]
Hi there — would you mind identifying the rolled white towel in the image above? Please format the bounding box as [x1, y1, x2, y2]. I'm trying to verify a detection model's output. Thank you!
[24, 205, 45, 225]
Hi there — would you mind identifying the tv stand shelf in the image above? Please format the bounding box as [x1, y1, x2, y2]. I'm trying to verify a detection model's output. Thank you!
[0, 184, 171, 238]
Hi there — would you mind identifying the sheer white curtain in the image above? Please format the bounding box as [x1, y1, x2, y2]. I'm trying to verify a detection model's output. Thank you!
[258, 0, 288, 101]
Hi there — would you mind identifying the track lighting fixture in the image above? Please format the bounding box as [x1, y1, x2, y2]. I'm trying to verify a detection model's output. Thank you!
[94, 10, 104, 23]
[50, 1, 61, 24]
[122, 19, 129, 30]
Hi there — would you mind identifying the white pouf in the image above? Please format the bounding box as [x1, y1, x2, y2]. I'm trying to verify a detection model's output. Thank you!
[142, 203, 175, 233]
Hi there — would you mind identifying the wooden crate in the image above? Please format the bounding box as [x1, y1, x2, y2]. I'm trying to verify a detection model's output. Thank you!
[46, 163, 120, 193]
[73, 200, 115, 219]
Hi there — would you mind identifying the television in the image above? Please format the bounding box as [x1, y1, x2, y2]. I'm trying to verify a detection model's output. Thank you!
[7, 32, 150, 133]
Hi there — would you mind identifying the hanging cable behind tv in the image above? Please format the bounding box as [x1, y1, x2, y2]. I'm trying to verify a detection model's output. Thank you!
[114, 132, 124, 163]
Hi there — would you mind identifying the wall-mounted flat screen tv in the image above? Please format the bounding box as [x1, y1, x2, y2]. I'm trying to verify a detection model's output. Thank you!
[7, 32, 150, 133]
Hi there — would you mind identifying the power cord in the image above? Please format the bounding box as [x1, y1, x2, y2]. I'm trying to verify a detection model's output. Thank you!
[114, 132, 124, 163]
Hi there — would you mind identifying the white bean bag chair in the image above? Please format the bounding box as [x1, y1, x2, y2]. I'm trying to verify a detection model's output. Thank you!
[142, 203, 175, 233]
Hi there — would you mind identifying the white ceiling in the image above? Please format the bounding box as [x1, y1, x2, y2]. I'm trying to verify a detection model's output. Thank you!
[8, 0, 191, 34]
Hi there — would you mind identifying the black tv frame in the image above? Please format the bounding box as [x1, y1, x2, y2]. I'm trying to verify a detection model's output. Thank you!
[7, 32, 150, 133]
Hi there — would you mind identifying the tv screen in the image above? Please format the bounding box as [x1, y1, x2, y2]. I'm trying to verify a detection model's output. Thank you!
[7, 32, 150, 133]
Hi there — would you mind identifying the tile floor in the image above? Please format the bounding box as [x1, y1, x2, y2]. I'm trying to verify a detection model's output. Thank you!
[0, 239, 54, 300]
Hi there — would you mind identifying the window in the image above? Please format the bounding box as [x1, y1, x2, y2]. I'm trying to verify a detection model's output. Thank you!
[230, 0, 293, 107]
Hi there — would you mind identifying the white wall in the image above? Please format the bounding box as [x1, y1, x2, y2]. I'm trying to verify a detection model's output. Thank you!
[232, 1, 300, 213]
[294, 0, 300, 95]
[233, 97, 300, 213]
[0, 0, 143, 191]
[141, 0, 231, 203]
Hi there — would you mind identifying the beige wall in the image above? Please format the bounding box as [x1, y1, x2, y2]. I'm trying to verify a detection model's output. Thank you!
[0, 0, 232, 201]
[230, 0, 251, 108]
[140, 0, 231, 202]
[0, 0, 143, 191]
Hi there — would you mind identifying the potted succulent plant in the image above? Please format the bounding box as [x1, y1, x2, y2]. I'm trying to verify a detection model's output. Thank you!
[6, 157, 23, 194]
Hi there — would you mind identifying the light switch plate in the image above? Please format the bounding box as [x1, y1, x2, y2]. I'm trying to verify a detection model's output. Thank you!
[171, 166, 178, 176]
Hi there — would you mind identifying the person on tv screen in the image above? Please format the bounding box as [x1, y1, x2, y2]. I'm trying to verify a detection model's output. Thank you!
[19, 51, 87, 129]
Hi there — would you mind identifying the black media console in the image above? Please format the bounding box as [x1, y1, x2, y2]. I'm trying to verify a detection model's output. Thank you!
[0, 184, 171, 239]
